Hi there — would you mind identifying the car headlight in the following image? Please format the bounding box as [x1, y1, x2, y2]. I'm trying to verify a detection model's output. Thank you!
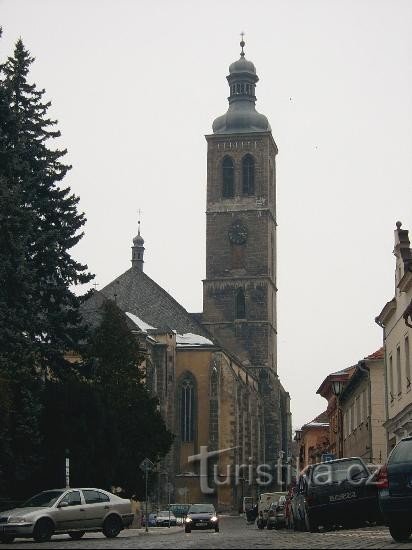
[185, 517, 192, 523]
[8, 516, 26, 524]
[211, 516, 218, 522]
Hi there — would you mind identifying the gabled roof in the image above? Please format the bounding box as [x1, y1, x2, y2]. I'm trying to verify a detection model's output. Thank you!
[365, 347, 384, 361]
[98, 267, 211, 337]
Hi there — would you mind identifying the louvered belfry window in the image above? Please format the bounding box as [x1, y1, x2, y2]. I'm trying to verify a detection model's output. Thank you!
[222, 156, 234, 198]
[242, 154, 255, 195]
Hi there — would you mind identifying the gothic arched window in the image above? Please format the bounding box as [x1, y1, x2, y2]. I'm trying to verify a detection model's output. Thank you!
[180, 375, 196, 443]
[235, 288, 246, 319]
[222, 156, 234, 198]
[242, 154, 255, 195]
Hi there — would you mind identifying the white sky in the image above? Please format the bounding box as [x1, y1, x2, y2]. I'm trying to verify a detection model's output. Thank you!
[2, 0, 412, 429]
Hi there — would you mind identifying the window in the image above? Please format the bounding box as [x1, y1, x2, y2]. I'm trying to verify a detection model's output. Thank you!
[60, 491, 81, 507]
[242, 155, 255, 195]
[222, 157, 234, 198]
[83, 490, 109, 504]
[235, 288, 246, 319]
[406, 336, 411, 389]
[180, 376, 196, 443]
[397, 345, 402, 396]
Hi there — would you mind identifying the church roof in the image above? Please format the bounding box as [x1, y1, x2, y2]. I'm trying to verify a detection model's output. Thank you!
[97, 267, 212, 337]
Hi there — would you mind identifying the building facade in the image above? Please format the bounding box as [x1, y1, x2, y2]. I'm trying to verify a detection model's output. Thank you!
[340, 349, 387, 464]
[376, 222, 412, 451]
[81, 42, 292, 510]
[296, 412, 329, 470]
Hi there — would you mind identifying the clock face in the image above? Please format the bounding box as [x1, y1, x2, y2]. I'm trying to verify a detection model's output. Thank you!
[228, 221, 248, 245]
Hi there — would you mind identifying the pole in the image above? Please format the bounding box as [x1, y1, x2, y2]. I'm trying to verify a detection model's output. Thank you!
[65, 449, 70, 489]
[167, 473, 171, 528]
[145, 467, 149, 533]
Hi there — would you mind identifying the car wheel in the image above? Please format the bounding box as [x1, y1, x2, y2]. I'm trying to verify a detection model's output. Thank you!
[33, 518, 54, 542]
[389, 524, 412, 542]
[68, 531, 86, 540]
[0, 535, 15, 544]
[103, 515, 122, 538]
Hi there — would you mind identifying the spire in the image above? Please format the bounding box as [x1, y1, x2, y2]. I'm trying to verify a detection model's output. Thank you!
[132, 213, 145, 271]
[212, 36, 271, 135]
[240, 32, 245, 57]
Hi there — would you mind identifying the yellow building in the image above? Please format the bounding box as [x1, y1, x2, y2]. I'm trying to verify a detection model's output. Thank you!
[376, 222, 412, 451]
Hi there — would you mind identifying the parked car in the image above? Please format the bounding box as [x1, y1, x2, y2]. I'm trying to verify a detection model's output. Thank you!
[267, 495, 287, 530]
[256, 492, 287, 529]
[155, 510, 177, 527]
[378, 436, 412, 542]
[293, 458, 381, 532]
[169, 503, 190, 523]
[0, 488, 134, 544]
[184, 504, 219, 533]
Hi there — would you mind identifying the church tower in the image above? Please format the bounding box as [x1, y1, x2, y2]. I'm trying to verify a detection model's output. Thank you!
[202, 40, 285, 471]
[202, 39, 278, 374]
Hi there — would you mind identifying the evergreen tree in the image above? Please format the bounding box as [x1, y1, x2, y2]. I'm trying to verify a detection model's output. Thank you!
[0, 35, 93, 494]
[0, 37, 93, 372]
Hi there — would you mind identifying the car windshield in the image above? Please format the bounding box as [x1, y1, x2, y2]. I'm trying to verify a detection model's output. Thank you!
[20, 490, 65, 508]
[189, 504, 215, 514]
[312, 460, 367, 484]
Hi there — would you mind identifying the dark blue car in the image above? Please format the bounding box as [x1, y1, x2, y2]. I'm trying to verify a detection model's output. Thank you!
[378, 436, 412, 542]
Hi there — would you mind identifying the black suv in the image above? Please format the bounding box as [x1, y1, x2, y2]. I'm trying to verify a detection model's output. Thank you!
[378, 436, 412, 542]
[293, 457, 381, 532]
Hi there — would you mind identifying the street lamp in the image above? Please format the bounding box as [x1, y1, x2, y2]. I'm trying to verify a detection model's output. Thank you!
[331, 379, 345, 458]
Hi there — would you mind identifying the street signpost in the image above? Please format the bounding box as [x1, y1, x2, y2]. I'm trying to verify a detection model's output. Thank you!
[140, 458, 154, 533]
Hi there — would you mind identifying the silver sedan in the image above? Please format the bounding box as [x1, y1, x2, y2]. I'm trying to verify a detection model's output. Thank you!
[0, 488, 134, 543]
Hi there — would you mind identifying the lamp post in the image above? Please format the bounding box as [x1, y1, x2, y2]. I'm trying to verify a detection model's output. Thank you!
[331, 379, 345, 458]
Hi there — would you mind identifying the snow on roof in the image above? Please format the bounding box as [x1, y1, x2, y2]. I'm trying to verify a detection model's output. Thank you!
[126, 312, 157, 332]
[176, 333, 214, 347]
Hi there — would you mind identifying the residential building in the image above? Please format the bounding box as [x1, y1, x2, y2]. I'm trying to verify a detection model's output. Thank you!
[317, 366, 355, 458]
[376, 222, 412, 451]
[296, 411, 329, 469]
[340, 348, 386, 464]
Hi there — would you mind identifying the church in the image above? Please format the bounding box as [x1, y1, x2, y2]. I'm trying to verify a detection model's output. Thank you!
[83, 40, 292, 511]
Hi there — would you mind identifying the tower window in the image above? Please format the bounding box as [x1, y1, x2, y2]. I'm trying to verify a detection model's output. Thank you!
[235, 288, 246, 319]
[242, 154, 255, 195]
[222, 156, 234, 198]
[180, 376, 196, 443]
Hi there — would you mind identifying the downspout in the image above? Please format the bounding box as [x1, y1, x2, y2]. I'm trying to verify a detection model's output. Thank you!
[376, 318, 389, 458]
[358, 360, 372, 462]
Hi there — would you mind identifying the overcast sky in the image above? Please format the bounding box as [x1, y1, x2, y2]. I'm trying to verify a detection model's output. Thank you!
[2, 0, 412, 430]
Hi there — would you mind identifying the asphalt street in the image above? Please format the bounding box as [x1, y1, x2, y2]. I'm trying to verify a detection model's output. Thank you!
[2, 516, 412, 549]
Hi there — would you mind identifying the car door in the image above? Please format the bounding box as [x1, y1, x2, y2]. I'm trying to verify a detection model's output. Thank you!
[388, 439, 412, 497]
[54, 490, 85, 532]
[82, 490, 111, 528]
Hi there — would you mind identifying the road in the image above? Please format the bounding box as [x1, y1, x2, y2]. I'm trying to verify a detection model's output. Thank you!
[3, 517, 412, 549]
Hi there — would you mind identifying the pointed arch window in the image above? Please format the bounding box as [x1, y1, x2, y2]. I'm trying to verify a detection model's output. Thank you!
[222, 156, 234, 198]
[180, 376, 196, 443]
[235, 288, 246, 319]
[242, 154, 255, 195]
